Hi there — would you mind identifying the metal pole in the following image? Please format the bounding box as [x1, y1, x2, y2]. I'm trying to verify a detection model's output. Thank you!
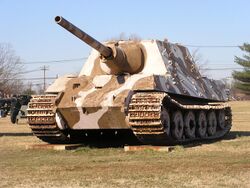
[41, 65, 49, 94]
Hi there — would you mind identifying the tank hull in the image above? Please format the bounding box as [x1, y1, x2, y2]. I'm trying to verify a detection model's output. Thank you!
[54, 72, 228, 130]
[27, 74, 232, 144]
[27, 40, 232, 145]
[27, 90, 231, 145]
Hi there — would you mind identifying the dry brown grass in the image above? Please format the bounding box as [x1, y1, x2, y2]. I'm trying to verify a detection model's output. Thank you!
[0, 101, 250, 188]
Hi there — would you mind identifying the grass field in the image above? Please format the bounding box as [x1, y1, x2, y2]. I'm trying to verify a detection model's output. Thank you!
[0, 101, 250, 188]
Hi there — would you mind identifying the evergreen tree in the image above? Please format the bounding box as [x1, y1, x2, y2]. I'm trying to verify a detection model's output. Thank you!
[233, 43, 250, 94]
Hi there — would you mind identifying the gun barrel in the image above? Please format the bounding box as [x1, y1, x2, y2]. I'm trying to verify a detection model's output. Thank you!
[55, 16, 112, 58]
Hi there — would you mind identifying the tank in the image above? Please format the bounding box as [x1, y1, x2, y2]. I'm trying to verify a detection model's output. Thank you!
[27, 16, 232, 145]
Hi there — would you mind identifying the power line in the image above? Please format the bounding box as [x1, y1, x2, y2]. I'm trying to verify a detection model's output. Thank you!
[17, 46, 240, 66]
[18, 69, 41, 74]
[1, 67, 243, 81]
[2, 77, 57, 81]
[185, 45, 239, 48]
[18, 44, 241, 65]
[201, 67, 244, 70]
[21, 57, 87, 64]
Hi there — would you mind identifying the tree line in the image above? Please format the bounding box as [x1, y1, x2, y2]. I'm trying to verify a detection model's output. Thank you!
[233, 43, 250, 94]
[0, 43, 36, 98]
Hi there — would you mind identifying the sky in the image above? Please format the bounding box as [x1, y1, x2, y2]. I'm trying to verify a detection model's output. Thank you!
[0, 0, 250, 88]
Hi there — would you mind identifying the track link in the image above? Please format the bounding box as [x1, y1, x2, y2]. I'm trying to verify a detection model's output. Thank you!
[129, 93, 165, 134]
[128, 92, 232, 145]
[27, 95, 69, 144]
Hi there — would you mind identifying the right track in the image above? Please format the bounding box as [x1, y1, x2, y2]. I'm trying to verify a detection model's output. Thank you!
[128, 92, 232, 145]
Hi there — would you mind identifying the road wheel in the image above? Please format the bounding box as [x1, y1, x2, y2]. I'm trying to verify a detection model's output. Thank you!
[161, 107, 170, 136]
[196, 111, 207, 138]
[207, 111, 217, 136]
[184, 111, 196, 139]
[171, 111, 184, 140]
[217, 110, 225, 129]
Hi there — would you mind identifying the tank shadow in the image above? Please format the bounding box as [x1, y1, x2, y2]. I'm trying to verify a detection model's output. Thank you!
[69, 130, 141, 148]
[0, 133, 33, 137]
[69, 131, 250, 149]
[71, 136, 141, 148]
[182, 131, 250, 148]
[223, 131, 250, 140]
[75, 141, 140, 149]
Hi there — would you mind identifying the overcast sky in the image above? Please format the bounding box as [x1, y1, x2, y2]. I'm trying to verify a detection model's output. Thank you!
[1, 0, 250, 86]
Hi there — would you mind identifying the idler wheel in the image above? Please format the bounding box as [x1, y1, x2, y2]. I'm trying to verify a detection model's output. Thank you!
[184, 111, 196, 139]
[160, 107, 170, 136]
[207, 111, 217, 136]
[196, 111, 207, 138]
[217, 110, 226, 129]
[171, 111, 184, 140]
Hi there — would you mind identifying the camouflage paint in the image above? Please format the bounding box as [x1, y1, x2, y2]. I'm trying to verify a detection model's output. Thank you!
[44, 40, 228, 130]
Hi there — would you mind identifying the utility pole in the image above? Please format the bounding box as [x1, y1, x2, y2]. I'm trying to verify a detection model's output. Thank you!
[41, 65, 49, 93]
[29, 82, 32, 93]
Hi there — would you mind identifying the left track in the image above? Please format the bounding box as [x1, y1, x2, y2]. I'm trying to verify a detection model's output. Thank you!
[27, 95, 69, 144]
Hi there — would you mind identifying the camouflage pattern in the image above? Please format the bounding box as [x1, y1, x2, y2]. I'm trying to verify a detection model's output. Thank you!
[46, 40, 227, 130]
[27, 16, 231, 144]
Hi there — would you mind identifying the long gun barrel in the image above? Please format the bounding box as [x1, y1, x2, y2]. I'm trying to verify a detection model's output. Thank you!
[55, 16, 112, 58]
[55, 16, 144, 75]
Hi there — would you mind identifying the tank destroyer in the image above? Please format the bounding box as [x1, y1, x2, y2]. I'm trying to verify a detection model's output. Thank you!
[27, 16, 232, 145]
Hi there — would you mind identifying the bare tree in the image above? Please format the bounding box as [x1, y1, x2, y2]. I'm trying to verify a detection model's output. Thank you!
[128, 33, 141, 41]
[108, 33, 141, 42]
[0, 43, 24, 96]
[191, 49, 210, 77]
[35, 84, 44, 95]
[22, 82, 37, 95]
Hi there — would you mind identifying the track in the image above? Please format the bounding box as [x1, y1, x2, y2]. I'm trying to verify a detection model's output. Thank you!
[27, 95, 69, 144]
[27, 92, 232, 145]
[128, 92, 232, 145]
